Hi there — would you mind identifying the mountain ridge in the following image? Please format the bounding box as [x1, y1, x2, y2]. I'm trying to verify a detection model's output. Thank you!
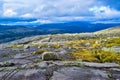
[0, 22, 120, 43]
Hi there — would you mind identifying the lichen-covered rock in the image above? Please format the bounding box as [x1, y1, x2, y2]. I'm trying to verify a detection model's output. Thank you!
[42, 52, 58, 61]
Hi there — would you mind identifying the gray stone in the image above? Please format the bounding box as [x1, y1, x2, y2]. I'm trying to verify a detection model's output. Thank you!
[8, 59, 32, 65]
[111, 68, 120, 71]
[82, 62, 120, 68]
[37, 61, 48, 68]
[50, 71, 73, 80]
[8, 69, 46, 80]
[50, 67, 109, 80]
[0, 62, 15, 67]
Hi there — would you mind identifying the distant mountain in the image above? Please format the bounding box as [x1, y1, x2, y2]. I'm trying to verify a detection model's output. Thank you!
[36, 21, 120, 33]
[0, 25, 43, 43]
[0, 21, 120, 43]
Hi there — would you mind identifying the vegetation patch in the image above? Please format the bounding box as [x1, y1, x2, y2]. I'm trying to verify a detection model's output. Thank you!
[1, 54, 9, 58]
[32, 50, 47, 55]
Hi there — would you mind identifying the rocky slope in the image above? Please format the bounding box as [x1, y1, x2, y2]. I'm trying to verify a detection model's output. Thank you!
[0, 27, 120, 80]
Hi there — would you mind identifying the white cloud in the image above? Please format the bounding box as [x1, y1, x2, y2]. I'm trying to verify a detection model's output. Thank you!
[3, 9, 17, 17]
[1, 0, 120, 23]
[2, 0, 99, 18]
[34, 19, 53, 24]
[89, 6, 120, 18]
[21, 13, 33, 18]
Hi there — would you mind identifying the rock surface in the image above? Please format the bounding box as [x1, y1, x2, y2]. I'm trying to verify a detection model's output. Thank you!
[51, 67, 109, 80]
[0, 29, 120, 80]
[0, 61, 119, 80]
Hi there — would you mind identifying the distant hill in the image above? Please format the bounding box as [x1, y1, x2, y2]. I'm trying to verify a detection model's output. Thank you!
[94, 26, 120, 34]
[0, 21, 120, 43]
[0, 25, 43, 43]
[36, 21, 120, 33]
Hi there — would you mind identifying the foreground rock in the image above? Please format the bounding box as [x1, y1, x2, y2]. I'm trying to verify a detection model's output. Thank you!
[0, 61, 119, 80]
[51, 67, 109, 80]
[0, 69, 47, 80]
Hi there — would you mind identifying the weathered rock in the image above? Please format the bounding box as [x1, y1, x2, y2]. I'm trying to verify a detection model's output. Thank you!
[56, 51, 72, 60]
[8, 59, 32, 65]
[50, 71, 73, 80]
[42, 52, 58, 61]
[37, 61, 48, 68]
[0, 69, 47, 80]
[50, 67, 109, 80]
[82, 62, 120, 68]
[111, 68, 120, 71]
[14, 53, 31, 59]
[0, 62, 15, 67]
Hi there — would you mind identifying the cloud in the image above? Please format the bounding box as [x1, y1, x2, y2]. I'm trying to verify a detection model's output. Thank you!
[89, 6, 120, 18]
[3, 9, 17, 17]
[0, 1, 3, 16]
[2, 0, 99, 18]
[0, 0, 120, 23]
[21, 13, 33, 18]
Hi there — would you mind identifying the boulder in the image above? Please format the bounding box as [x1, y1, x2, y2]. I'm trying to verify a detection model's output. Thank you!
[42, 52, 58, 61]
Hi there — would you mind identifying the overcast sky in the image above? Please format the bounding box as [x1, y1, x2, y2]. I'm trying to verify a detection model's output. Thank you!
[0, 0, 120, 23]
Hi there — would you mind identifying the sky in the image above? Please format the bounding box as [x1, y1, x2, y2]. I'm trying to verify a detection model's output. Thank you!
[0, 0, 120, 23]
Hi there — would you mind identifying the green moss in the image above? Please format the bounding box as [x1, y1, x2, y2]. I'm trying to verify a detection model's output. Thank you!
[106, 72, 113, 78]
[64, 62, 85, 67]
[50, 44, 61, 49]
[35, 59, 43, 63]
[71, 49, 120, 63]
[10, 44, 23, 48]
[1, 54, 9, 58]
[32, 50, 46, 55]
[38, 44, 47, 48]
[0, 68, 5, 72]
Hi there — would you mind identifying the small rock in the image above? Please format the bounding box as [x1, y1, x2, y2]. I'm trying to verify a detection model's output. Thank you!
[37, 61, 48, 68]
